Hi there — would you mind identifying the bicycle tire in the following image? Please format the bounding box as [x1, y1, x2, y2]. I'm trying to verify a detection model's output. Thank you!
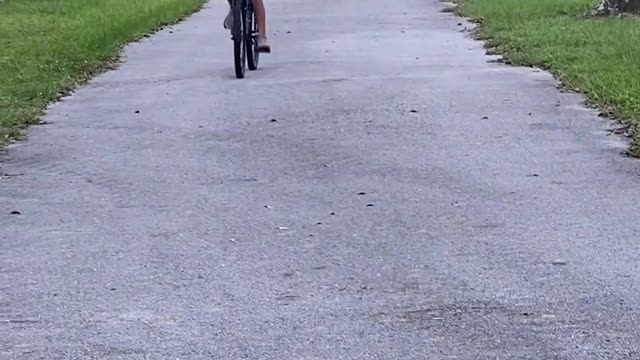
[246, 5, 259, 71]
[233, 3, 246, 79]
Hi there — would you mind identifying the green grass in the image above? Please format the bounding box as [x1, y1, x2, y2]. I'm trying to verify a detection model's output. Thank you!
[456, 0, 640, 154]
[0, 0, 206, 143]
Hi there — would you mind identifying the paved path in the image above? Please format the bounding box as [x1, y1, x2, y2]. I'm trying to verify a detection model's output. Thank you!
[3, 0, 640, 358]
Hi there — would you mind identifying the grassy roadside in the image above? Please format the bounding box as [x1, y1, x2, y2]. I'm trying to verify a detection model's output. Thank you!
[0, 0, 207, 143]
[454, 0, 640, 154]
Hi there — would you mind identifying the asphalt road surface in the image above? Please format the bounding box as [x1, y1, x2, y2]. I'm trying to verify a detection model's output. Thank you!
[3, 0, 640, 359]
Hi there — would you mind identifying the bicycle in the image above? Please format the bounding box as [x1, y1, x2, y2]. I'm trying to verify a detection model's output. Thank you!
[229, 0, 260, 79]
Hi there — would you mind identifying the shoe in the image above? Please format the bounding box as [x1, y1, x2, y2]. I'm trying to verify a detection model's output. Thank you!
[223, 9, 233, 29]
[258, 37, 271, 53]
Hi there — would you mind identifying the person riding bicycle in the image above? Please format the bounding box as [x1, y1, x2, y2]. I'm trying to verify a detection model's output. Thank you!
[224, 0, 271, 53]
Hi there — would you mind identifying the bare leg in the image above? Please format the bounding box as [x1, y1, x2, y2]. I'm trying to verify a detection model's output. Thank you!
[252, 0, 271, 52]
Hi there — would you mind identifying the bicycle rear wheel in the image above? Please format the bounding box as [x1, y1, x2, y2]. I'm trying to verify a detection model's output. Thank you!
[233, 3, 246, 79]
